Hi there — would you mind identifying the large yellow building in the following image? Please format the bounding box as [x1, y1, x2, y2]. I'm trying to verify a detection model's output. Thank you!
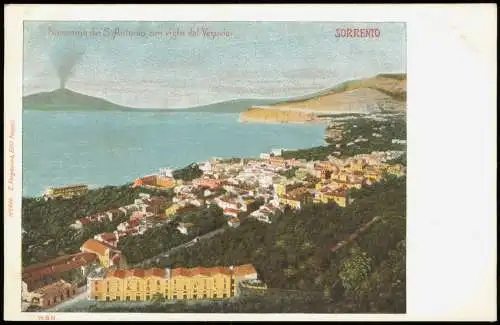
[44, 184, 88, 199]
[88, 264, 259, 302]
[165, 204, 182, 218]
[277, 187, 313, 210]
[386, 164, 406, 177]
[314, 189, 350, 207]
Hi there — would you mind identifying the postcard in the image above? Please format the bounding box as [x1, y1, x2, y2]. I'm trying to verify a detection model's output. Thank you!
[4, 4, 497, 322]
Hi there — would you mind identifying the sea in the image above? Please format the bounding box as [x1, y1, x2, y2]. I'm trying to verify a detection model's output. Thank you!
[22, 110, 326, 198]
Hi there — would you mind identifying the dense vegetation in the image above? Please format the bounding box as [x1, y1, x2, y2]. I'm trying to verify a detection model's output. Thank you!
[137, 176, 406, 313]
[64, 176, 406, 313]
[283, 115, 406, 162]
[282, 144, 337, 161]
[172, 163, 203, 181]
[21, 185, 172, 266]
[118, 205, 226, 265]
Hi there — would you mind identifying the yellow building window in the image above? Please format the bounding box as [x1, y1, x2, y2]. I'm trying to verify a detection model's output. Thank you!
[136, 295, 140, 301]
[126, 296, 130, 301]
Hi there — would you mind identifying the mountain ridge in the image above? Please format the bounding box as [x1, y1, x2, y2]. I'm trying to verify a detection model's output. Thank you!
[23, 73, 406, 114]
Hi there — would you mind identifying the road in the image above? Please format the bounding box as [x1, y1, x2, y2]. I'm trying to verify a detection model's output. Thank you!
[329, 216, 381, 253]
[133, 227, 226, 267]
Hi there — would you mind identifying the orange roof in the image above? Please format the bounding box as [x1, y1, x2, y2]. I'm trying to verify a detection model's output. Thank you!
[210, 266, 232, 276]
[144, 268, 166, 278]
[171, 267, 192, 277]
[107, 269, 127, 279]
[234, 264, 258, 276]
[127, 269, 145, 278]
[171, 266, 232, 277]
[228, 217, 240, 223]
[189, 267, 212, 276]
[81, 239, 119, 256]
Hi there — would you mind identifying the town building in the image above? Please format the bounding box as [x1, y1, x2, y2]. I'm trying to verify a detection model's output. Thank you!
[177, 223, 194, 235]
[94, 232, 119, 247]
[88, 264, 259, 302]
[22, 252, 98, 303]
[44, 184, 88, 200]
[314, 189, 351, 208]
[159, 168, 174, 178]
[80, 239, 122, 268]
[133, 175, 175, 189]
[223, 208, 240, 218]
[227, 217, 241, 228]
[276, 186, 313, 210]
[24, 280, 77, 309]
[192, 178, 223, 190]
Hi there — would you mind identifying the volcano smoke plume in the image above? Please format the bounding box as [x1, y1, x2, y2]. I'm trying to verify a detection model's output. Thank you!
[53, 49, 85, 89]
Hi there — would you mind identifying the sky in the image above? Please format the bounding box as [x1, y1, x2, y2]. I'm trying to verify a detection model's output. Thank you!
[23, 21, 406, 109]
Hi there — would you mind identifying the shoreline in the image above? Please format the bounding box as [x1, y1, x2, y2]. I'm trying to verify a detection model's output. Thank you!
[21, 110, 403, 199]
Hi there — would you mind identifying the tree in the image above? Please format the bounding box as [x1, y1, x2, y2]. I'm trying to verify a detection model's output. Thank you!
[339, 245, 373, 294]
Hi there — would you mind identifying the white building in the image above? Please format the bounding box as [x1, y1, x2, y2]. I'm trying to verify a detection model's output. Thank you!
[199, 161, 213, 173]
[228, 218, 241, 228]
[138, 193, 151, 200]
[159, 168, 174, 178]
[271, 148, 284, 156]
[177, 223, 193, 235]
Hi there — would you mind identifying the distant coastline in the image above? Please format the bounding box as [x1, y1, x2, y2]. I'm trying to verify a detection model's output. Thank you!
[22, 72, 406, 116]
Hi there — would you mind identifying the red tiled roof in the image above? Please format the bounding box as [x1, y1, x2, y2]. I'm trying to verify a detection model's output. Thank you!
[170, 266, 230, 277]
[22, 252, 98, 283]
[128, 269, 145, 278]
[171, 267, 191, 277]
[233, 264, 257, 276]
[209, 267, 232, 276]
[107, 269, 127, 279]
[223, 208, 239, 214]
[144, 268, 166, 278]
[99, 232, 117, 241]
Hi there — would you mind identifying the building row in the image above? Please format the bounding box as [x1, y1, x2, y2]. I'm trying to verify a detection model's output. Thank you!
[88, 264, 260, 302]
